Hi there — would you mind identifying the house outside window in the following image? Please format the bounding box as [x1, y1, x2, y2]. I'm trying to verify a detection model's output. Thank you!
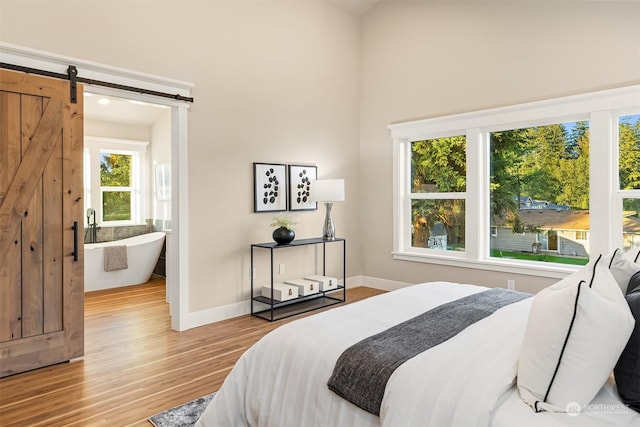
[390, 85, 640, 277]
[489, 120, 589, 265]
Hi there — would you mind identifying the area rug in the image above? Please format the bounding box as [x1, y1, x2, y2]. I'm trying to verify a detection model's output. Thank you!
[148, 392, 215, 427]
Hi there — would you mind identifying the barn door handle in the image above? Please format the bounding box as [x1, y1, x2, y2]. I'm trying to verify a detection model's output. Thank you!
[72, 221, 79, 261]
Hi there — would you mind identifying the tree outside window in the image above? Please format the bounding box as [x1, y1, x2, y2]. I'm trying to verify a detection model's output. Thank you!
[392, 86, 640, 274]
[489, 121, 590, 265]
[410, 136, 466, 251]
[100, 153, 133, 221]
[619, 114, 640, 250]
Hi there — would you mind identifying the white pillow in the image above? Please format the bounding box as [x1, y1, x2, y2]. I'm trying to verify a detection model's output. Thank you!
[606, 248, 640, 294]
[517, 254, 635, 412]
[624, 247, 640, 264]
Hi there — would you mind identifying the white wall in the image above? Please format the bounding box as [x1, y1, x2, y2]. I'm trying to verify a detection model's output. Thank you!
[0, 0, 362, 312]
[359, 1, 640, 294]
[84, 118, 150, 142]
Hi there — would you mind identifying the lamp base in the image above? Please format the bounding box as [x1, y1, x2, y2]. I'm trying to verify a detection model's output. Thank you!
[322, 202, 335, 240]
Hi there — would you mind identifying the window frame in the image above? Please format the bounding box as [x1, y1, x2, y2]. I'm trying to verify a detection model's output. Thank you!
[390, 85, 640, 279]
[614, 109, 640, 251]
[84, 137, 149, 226]
[408, 134, 468, 256]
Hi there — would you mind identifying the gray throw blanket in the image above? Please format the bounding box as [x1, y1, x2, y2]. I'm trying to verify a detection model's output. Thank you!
[327, 288, 531, 415]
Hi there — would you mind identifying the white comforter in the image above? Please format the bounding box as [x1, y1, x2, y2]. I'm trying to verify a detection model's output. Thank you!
[196, 282, 639, 427]
[196, 282, 531, 426]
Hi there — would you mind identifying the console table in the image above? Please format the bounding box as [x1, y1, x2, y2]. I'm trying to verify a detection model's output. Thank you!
[250, 237, 346, 321]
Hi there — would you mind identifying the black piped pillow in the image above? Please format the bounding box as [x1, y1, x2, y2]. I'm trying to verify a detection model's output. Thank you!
[614, 274, 640, 413]
[608, 249, 640, 294]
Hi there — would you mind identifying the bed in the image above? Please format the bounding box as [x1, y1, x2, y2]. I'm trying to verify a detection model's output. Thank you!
[196, 251, 640, 427]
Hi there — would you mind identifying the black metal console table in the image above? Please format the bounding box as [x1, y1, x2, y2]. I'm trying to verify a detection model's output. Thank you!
[250, 237, 346, 321]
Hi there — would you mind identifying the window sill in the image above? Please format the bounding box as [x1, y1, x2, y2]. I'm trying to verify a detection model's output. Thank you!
[392, 251, 579, 279]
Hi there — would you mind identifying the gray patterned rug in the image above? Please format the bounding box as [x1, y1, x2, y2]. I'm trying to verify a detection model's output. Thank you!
[148, 392, 215, 427]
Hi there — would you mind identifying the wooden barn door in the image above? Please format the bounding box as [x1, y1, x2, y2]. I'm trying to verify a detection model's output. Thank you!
[0, 69, 84, 377]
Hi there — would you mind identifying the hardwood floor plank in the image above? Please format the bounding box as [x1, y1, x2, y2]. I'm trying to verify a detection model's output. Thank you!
[0, 277, 385, 426]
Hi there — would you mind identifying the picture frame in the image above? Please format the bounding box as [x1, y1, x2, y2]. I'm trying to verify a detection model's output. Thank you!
[253, 162, 287, 212]
[288, 164, 317, 211]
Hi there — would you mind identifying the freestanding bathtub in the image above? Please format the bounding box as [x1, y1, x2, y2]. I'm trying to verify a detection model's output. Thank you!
[84, 231, 166, 292]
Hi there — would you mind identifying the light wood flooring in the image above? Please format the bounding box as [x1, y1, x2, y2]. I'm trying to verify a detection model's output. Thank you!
[0, 277, 385, 426]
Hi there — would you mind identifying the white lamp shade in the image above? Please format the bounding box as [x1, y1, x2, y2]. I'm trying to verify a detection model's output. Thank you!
[313, 179, 345, 202]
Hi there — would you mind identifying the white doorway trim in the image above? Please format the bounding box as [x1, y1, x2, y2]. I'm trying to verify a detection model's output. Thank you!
[0, 42, 193, 331]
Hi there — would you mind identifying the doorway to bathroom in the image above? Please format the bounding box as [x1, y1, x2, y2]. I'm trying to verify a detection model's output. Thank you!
[83, 91, 173, 311]
[1, 42, 192, 331]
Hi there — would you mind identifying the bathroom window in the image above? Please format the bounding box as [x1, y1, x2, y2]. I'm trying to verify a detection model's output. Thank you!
[84, 137, 148, 225]
[101, 152, 133, 221]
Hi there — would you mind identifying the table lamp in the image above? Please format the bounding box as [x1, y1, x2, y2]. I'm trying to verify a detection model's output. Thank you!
[313, 179, 345, 240]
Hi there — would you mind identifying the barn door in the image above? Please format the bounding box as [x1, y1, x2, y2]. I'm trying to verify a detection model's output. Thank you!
[0, 69, 84, 377]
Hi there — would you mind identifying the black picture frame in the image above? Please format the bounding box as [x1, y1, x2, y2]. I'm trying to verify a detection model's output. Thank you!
[253, 162, 287, 212]
[288, 164, 317, 211]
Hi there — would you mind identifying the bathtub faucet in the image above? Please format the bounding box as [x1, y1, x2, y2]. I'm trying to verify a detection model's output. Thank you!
[86, 208, 98, 243]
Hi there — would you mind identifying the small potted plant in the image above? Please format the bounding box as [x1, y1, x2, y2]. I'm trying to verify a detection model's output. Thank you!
[270, 214, 298, 245]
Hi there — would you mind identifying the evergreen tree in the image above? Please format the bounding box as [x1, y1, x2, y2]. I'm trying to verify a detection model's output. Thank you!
[619, 117, 640, 191]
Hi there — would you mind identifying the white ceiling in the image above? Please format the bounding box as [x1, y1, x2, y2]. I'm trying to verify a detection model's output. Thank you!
[83, 92, 169, 126]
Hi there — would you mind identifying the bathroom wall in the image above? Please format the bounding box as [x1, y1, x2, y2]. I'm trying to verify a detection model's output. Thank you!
[84, 118, 150, 141]
[88, 224, 154, 244]
[150, 108, 172, 231]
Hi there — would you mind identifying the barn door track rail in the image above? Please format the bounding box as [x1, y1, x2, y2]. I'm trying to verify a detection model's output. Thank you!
[0, 62, 194, 104]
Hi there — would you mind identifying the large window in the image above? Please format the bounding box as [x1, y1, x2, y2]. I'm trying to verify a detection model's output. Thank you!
[391, 85, 640, 277]
[84, 137, 148, 225]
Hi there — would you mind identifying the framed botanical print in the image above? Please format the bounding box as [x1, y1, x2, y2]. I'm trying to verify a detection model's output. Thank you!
[253, 162, 287, 212]
[288, 164, 317, 211]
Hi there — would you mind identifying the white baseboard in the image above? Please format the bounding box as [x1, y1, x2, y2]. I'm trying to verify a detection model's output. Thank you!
[181, 275, 411, 330]
[348, 275, 411, 291]
[183, 300, 251, 330]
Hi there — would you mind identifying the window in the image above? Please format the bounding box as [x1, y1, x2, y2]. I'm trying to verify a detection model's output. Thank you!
[101, 152, 133, 221]
[411, 136, 466, 252]
[489, 121, 590, 265]
[618, 114, 640, 251]
[575, 231, 588, 241]
[84, 137, 148, 225]
[391, 85, 640, 277]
